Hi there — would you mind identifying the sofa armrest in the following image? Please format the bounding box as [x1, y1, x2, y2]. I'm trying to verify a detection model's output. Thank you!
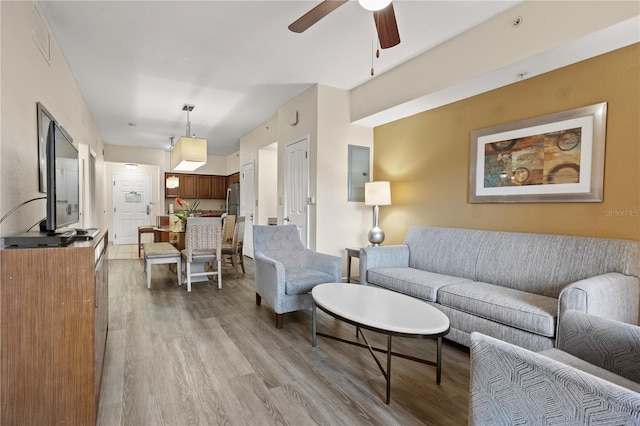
[557, 310, 640, 384]
[358, 245, 409, 286]
[303, 250, 342, 282]
[558, 272, 640, 325]
[254, 251, 286, 308]
[469, 332, 640, 425]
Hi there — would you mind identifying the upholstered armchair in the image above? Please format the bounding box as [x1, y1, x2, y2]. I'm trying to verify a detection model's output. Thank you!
[469, 310, 640, 425]
[253, 225, 342, 329]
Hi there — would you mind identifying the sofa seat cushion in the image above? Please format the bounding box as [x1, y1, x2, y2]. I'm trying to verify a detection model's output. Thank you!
[285, 268, 335, 295]
[367, 268, 473, 302]
[539, 348, 640, 393]
[438, 282, 558, 337]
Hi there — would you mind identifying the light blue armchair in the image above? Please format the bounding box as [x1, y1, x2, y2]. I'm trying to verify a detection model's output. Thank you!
[253, 225, 342, 329]
[469, 310, 640, 425]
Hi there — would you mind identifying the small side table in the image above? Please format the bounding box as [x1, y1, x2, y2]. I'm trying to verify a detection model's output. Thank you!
[345, 248, 360, 283]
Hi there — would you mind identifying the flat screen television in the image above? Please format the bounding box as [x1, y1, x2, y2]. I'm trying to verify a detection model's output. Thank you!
[42, 120, 79, 234]
[3, 116, 79, 248]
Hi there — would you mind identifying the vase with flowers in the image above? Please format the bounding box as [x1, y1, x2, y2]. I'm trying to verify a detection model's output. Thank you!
[173, 197, 200, 231]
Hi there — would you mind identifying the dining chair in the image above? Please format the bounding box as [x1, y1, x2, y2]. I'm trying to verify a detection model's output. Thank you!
[181, 217, 222, 292]
[222, 216, 245, 276]
[222, 214, 236, 245]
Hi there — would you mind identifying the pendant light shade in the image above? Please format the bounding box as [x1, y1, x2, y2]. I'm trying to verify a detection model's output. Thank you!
[170, 136, 207, 171]
[170, 104, 207, 172]
[165, 174, 179, 188]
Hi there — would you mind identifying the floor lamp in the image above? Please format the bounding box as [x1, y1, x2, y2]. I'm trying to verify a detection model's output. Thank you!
[365, 181, 391, 246]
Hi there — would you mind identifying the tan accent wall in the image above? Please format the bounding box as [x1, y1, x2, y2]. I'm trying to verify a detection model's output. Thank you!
[373, 44, 640, 244]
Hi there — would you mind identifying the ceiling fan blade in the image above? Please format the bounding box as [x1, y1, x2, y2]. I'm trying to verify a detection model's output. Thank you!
[374, 2, 400, 49]
[288, 0, 349, 33]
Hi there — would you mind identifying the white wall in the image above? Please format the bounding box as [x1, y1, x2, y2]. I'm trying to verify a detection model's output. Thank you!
[239, 116, 278, 231]
[250, 85, 374, 276]
[257, 144, 277, 226]
[316, 85, 372, 259]
[0, 1, 106, 237]
[276, 86, 319, 245]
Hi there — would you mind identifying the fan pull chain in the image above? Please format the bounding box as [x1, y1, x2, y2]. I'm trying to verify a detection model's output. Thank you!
[370, 26, 380, 76]
[371, 35, 375, 76]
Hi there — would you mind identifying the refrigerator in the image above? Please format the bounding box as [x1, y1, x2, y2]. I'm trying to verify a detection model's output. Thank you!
[226, 182, 240, 216]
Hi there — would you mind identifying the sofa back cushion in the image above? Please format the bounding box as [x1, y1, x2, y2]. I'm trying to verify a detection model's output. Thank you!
[404, 227, 485, 280]
[405, 227, 640, 298]
[475, 231, 640, 297]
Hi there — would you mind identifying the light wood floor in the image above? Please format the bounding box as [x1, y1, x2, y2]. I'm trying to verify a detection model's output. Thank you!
[98, 250, 471, 425]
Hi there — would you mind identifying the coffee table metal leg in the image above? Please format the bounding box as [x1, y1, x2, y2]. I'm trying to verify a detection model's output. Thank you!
[312, 302, 317, 348]
[386, 334, 392, 404]
[436, 336, 442, 384]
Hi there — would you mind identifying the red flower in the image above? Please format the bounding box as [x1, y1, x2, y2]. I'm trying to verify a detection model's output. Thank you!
[176, 197, 183, 207]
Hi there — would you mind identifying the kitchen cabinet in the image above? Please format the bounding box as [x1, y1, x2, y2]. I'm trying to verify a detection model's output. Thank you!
[179, 174, 198, 198]
[227, 172, 240, 185]
[0, 230, 109, 425]
[165, 173, 230, 199]
[197, 175, 212, 198]
[165, 173, 180, 198]
[212, 176, 227, 199]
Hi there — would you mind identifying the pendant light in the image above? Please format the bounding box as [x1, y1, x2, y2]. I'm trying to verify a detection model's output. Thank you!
[166, 136, 180, 188]
[170, 104, 207, 171]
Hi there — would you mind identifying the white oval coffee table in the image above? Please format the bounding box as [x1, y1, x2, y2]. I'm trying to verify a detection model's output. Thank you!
[311, 283, 450, 404]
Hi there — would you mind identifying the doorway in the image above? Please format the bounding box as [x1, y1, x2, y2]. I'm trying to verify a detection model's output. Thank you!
[112, 173, 152, 244]
[284, 135, 309, 247]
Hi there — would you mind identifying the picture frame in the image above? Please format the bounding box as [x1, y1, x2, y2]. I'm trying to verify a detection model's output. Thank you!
[469, 102, 607, 203]
[37, 102, 56, 193]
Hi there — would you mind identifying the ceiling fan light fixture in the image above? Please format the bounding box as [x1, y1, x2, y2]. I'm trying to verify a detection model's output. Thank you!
[358, 0, 391, 12]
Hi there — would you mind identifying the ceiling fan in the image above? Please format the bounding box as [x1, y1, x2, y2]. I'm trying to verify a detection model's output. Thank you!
[288, 0, 401, 49]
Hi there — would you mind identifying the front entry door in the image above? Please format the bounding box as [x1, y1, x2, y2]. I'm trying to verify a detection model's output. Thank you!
[284, 136, 309, 247]
[113, 172, 152, 244]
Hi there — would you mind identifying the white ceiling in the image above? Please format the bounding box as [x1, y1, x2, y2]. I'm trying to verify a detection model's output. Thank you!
[39, 0, 524, 156]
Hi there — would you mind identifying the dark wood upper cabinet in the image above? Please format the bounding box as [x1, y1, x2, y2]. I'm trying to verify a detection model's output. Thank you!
[165, 173, 179, 198]
[179, 174, 198, 198]
[164, 172, 236, 199]
[227, 172, 240, 186]
[197, 175, 212, 198]
[212, 176, 227, 199]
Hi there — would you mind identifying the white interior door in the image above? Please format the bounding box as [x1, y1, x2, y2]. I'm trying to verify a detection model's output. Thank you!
[284, 136, 309, 247]
[113, 173, 152, 244]
[241, 161, 255, 257]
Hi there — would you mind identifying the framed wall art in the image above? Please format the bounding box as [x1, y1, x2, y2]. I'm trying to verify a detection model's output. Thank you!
[469, 102, 607, 203]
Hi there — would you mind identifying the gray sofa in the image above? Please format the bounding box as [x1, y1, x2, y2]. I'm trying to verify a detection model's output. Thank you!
[469, 310, 640, 425]
[359, 226, 640, 351]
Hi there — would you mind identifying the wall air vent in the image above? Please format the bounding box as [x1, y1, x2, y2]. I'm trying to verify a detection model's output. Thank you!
[33, 2, 51, 64]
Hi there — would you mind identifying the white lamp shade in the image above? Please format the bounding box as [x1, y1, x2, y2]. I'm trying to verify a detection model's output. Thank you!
[365, 181, 391, 206]
[358, 0, 392, 11]
[170, 137, 207, 171]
